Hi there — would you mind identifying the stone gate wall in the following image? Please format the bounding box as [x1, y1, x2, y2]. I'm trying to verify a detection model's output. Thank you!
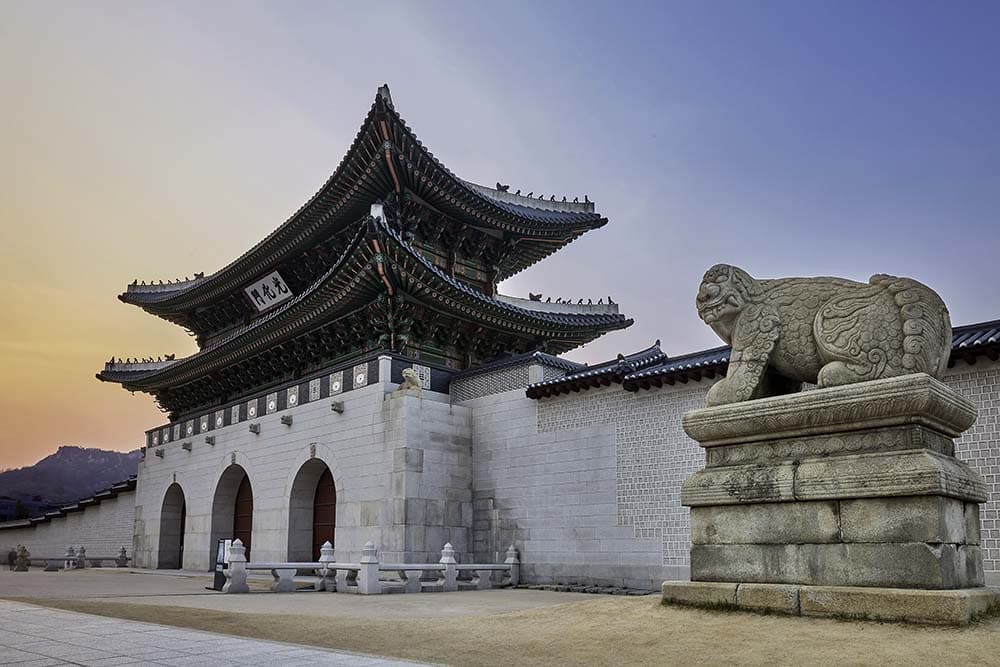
[5, 356, 996, 587]
[464, 357, 1000, 589]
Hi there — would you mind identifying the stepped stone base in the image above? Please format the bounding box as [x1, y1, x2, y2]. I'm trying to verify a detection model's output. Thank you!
[661, 581, 997, 625]
[669, 374, 996, 623]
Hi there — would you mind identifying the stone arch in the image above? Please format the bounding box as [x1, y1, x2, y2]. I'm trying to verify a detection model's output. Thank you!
[281, 443, 345, 499]
[209, 463, 254, 568]
[287, 458, 337, 561]
[158, 482, 186, 569]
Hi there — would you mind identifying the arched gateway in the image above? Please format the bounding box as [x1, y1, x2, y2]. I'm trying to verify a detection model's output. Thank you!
[210, 464, 253, 566]
[158, 483, 186, 569]
[288, 459, 336, 561]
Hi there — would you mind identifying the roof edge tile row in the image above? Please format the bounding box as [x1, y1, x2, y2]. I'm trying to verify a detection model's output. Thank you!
[526, 319, 1000, 399]
[0, 476, 137, 531]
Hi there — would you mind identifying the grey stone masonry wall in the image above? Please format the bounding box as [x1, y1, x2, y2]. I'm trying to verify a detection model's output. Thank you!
[537, 383, 712, 568]
[133, 357, 475, 572]
[944, 358, 1000, 583]
[387, 391, 473, 564]
[0, 491, 135, 560]
[463, 383, 701, 590]
[465, 358, 1000, 589]
[134, 381, 398, 570]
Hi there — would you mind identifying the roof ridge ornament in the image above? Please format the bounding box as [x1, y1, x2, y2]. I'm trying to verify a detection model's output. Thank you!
[377, 83, 393, 108]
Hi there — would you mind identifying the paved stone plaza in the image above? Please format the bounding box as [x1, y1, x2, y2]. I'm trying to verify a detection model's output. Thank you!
[0, 599, 429, 666]
[0, 568, 592, 617]
[3, 570, 1000, 666]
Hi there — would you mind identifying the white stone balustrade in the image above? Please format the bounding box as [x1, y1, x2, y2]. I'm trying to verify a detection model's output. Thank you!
[63, 546, 77, 571]
[27, 545, 128, 571]
[223, 539, 250, 593]
[223, 539, 520, 595]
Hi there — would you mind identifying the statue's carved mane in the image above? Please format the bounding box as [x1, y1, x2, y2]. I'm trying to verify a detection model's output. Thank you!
[695, 264, 951, 406]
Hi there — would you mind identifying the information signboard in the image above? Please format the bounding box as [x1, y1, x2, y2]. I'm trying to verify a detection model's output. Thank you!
[211, 538, 232, 591]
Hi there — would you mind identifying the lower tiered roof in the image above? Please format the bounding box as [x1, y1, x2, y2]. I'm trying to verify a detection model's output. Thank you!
[98, 209, 632, 418]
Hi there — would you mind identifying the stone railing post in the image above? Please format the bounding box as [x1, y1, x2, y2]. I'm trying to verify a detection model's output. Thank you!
[317, 541, 335, 591]
[14, 545, 30, 572]
[63, 545, 77, 571]
[271, 568, 297, 593]
[403, 569, 423, 593]
[223, 539, 249, 593]
[474, 567, 493, 590]
[505, 544, 520, 587]
[440, 542, 458, 592]
[116, 546, 129, 568]
[358, 541, 381, 595]
[76, 546, 87, 569]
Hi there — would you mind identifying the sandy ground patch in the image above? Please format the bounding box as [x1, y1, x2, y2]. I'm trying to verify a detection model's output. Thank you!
[0, 569, 591, 617]
[9, 591, 1000, 667]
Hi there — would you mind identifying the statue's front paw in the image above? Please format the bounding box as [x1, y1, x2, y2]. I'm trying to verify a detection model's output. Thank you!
[707, 379, 738, 406]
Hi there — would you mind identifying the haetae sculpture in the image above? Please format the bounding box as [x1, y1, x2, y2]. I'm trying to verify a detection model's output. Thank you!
[400, 367, 422, 391]
[695, 264, 951, 406]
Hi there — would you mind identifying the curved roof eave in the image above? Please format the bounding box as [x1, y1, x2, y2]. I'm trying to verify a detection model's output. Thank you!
[119, 86, 608, 316]
[99, 216, 632, 392]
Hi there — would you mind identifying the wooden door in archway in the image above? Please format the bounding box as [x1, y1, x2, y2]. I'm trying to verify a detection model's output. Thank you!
[312, 468, 336, 560]
[233, 475, 253, 558]
[177, 497, 186, 566]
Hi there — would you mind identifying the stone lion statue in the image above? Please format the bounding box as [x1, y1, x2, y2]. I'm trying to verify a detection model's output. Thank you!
[696, 264, 951, 406]
[400, 367, 422, 391]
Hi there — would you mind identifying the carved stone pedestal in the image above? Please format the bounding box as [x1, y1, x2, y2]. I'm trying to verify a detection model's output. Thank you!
[662, 373, 997, 624]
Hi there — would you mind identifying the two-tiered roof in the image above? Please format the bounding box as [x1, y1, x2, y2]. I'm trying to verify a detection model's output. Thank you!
[98, 86, 632, 419]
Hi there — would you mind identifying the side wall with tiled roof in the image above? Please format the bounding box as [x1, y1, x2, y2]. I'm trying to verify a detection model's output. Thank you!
[0, 491, 135, 560]
[463, 357, 1000, 588]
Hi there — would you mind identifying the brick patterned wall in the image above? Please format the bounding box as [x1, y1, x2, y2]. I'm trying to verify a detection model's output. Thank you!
[0, 492, 135, 559]
[467, 384, 690, 590]
[542, 366, 566, 381]
[452, 366, 529, 403]
[470, 358, 1000, 587]
[945, 360, 1000, 577]
[538, 383, 712, 566]
[452, 362, 568, 403]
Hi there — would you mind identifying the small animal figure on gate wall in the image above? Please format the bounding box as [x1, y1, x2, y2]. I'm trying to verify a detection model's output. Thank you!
[400, 367, 422, 391]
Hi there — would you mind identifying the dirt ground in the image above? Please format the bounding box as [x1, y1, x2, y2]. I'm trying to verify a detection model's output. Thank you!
[9, 591, 1000, 667]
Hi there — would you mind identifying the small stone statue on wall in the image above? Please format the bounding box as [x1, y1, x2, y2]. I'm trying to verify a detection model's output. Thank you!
[399, 367, 423, 392]
[696, 264, 951, 406]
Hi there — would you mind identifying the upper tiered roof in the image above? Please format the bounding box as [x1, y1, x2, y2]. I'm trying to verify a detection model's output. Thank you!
[100, 86, 632, 417]
[119, 85, 609, 345]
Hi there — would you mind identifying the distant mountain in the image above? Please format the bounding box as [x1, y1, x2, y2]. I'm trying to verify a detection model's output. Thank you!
[0, 446, 140, 505]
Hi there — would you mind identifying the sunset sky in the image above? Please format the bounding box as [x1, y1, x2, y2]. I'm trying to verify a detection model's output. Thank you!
[2, 1, 998, 469]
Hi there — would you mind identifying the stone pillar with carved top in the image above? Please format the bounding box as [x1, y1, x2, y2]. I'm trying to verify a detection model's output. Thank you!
[663, 373, 996, 624]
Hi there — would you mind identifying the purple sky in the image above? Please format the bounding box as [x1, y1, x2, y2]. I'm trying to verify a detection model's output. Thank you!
[2, 1, 998, 466]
